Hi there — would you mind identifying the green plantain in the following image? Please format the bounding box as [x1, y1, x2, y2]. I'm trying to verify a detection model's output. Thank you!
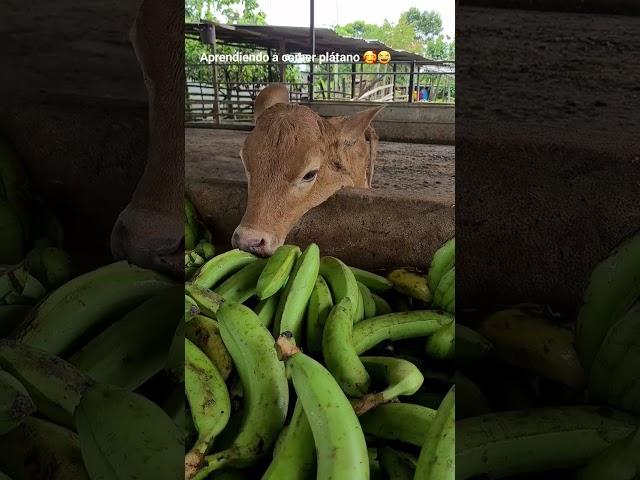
[214, 259, 267, 303]
[185, 314, 233, 380]
[261, 399, 315, 480]
[359, 402, 435, 446]
[75, 383, 183, 480]
[432, 266, 455, 312]
[426, 321, 455, 359]
[322, 298, 371, 397]
[68, 287, 182, 390]
[185, 339, 231, 479]
[273, 243, 320, 342]
[577, 231, 640, 371]
[320, 256, 360, 320]
[256, 245, 300, 299]
[352, 356, 424, 415]
[388, 269, 431, 303]
[415, 385, 455, 480]
[305, 275, 333, 355]
[350, 266, 393, 293]
[0, 370, 35, 434]
[352, 310, 454, 354]
[277, 335, 369, 480]
[195, 302, 288, 478]
[0, 416, 89, 479]
[192, 249, 258, 290]
[590, 302, 640, 402]
[0, 340, 94, 428]
[427, 237, 455, 293]
[456, 406, 636, 480]
[14, 261, 174, 355]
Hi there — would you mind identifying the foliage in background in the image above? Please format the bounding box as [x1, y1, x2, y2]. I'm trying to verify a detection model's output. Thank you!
[334, 7, 455, 61]
[185, 0, 268, 83]
[185, 0, 265, 23]
[184, 0, 454, 110]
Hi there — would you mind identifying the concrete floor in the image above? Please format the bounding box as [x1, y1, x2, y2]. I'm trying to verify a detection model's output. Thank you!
[186, 128, 455, 204]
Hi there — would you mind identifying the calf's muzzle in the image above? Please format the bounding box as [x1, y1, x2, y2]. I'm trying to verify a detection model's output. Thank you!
[231, 226, 281, 257]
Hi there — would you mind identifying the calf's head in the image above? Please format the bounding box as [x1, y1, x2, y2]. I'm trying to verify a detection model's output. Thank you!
[232, 86, 383, 256]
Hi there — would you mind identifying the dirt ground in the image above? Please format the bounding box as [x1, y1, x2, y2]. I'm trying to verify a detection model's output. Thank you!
[185, 128, 455, 204]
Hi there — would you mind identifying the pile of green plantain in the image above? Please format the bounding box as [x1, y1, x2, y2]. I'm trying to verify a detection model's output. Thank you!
[0, 266, 184, 480]
[183, 200, 457, 480]
[1, 138, 73, 329]
[185, 197, 216, 280]
[0, 138, 185, 480]
[455, 230, 640, 480]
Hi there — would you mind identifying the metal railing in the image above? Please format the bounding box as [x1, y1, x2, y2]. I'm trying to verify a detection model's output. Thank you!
[185, 60, 455, 126]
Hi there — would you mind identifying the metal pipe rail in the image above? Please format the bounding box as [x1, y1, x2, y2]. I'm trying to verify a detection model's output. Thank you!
[184, 60, 455, 125]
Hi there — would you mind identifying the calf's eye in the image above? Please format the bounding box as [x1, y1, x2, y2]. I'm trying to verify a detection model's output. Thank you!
[302, 169, 318, 182]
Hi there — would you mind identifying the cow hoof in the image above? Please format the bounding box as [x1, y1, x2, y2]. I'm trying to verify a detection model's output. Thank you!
[111, 205, 182, 278]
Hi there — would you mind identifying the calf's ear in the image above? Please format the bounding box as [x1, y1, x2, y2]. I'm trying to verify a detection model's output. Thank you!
[340, 106, 384, 144]
[254, 84, 290, 122]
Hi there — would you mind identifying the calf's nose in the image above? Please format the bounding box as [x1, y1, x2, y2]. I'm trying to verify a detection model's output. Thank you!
[232, 226, 279, 257]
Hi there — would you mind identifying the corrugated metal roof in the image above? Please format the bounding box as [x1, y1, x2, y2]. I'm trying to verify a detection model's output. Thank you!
[185, 22, 429, 62]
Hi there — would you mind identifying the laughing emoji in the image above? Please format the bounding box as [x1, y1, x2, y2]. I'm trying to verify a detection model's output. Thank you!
[363, 51, 377, 64]
[378, 50, 391, 64]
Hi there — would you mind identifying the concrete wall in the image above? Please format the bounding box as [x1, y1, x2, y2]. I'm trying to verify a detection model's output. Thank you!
[1, 98, 149, 269]
[302, 102, 455, 145]
[188, 179, 455, 272]
[456, 7, 640, 308]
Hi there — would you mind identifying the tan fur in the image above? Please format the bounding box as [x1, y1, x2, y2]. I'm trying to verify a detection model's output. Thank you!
[254, 83, 289, 122]
[233, 86, 384, 256]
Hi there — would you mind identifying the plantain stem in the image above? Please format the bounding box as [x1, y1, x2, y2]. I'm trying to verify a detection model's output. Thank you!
[351, 392, 386, 416]
[184, 450, 205, 480]
[191, 452, 230, 480]
[276, 334, 300, 359]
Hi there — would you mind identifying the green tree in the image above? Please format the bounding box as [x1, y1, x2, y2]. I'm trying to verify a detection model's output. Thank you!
[334, 8, 454, 61]
[335, 20, 382, 40]
[185, 0, 265, 23]
[400, 8, 443, 41]
[185, 0, 267, 80]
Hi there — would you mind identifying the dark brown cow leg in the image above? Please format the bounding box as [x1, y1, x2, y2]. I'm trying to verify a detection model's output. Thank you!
[110, 0, 183, 276]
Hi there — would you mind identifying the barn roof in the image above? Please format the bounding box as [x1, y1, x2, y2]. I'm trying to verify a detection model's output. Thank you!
[185, 22, 430, 63]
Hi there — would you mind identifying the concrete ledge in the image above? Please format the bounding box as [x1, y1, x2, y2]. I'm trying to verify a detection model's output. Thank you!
[462, 0, 640, 14]
[457, 131, 640, 309]
[302, 102, 455, 145]
[1, 98, 149, 262]
[188, 178, 455, 271]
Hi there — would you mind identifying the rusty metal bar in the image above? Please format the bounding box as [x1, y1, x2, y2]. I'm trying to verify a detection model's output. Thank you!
[278, 39, 286, 82]
[351, 63, 356, 99]
[408, 61, 415, 103]
[392, 63, 397, 102]
[210, 25, 221, 125]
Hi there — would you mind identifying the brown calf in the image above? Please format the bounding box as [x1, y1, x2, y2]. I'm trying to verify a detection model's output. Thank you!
[232, 84, 384, 256]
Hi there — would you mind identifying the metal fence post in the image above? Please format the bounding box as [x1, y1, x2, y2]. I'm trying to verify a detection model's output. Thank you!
[408, 61, 415, 103]
[392, 63, 397, 102]
[351, 63, 356, 100]
[309, 0, 315, 102]
[278, 39, 286, 82]
[307, 65, 313, 105]
[208, 24, 220, 125]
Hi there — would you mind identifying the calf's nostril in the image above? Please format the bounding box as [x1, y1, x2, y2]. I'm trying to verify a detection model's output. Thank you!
[246, 237, 265, 248]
